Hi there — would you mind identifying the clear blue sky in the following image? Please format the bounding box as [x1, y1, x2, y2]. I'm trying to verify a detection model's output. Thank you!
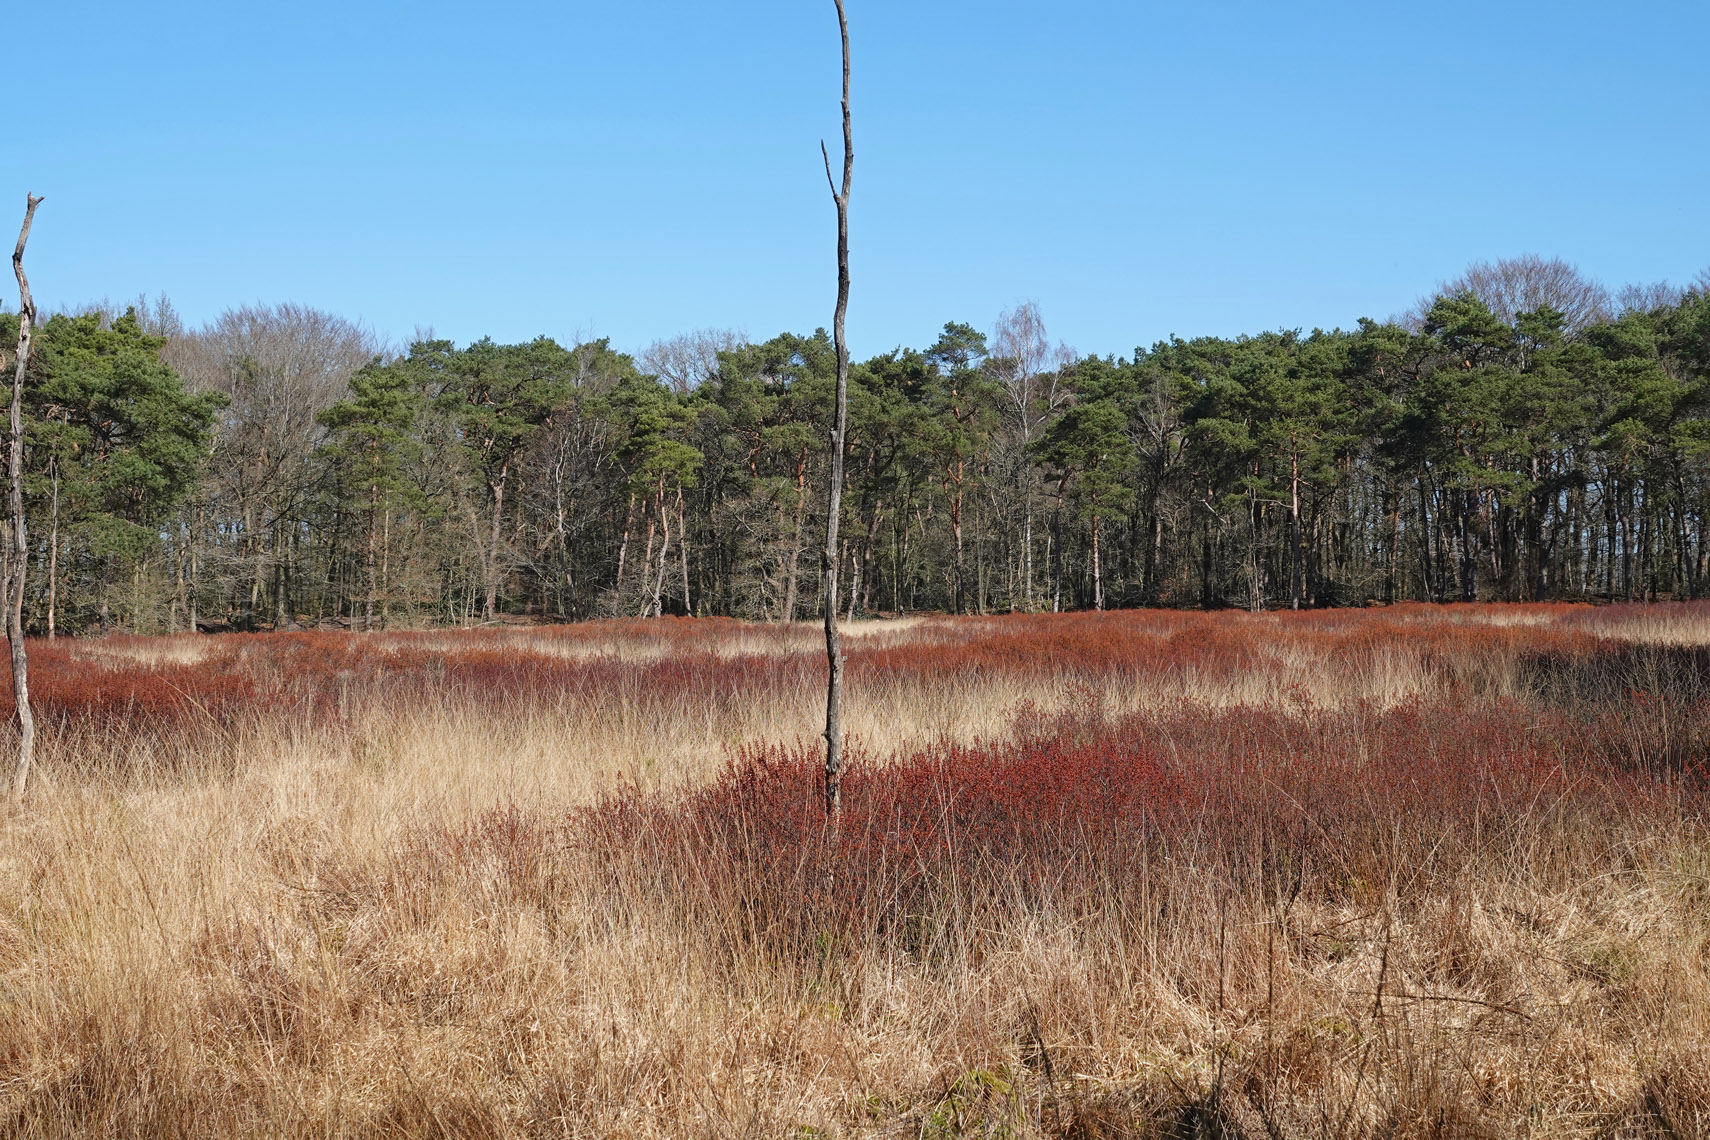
[10, 1, 1708, 360]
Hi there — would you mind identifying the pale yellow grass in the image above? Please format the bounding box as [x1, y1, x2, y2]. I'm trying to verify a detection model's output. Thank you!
[67, 636, 216, 669]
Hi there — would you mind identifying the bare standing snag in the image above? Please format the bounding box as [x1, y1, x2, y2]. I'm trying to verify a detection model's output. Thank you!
[820, 0, 855, 820]
[7, 193, 41, 809]
[821, 0, 852, 817]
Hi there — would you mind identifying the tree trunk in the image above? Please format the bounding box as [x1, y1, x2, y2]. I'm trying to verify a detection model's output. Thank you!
[381, 505, 392, 627]
[1289, 445, 1302, 610]
[190, 508, 202, 633]
[676, 485, 691, 615]
[1460, 488, 1478, 603]
[1144, 494, 1162, 604]
[8, 195, 41, 810]
[364, 495, 378, 633]
[1387, 484, 1401, 605]
[1622, 478, 1635, 602]
[173, 523, 187, 632]
[1051, 480, 1065, 613]
[45, 455, 57, 639]
[1676, 479, 1697, 600]
[1022, 501, 1034, 611]
[846, 542, 861, 624]
[614, 493, 635, 607]
[1091, 512, 1103, 611]
[821, 0, 852, 817]
[1249, 484, 1263, 613]
[637, 507, 657, 617]
[650, 486, 670, 618]
[851, 497, 882, 622]
[784, 452, 809, 622]
[1200, 517, 1213, 610]
[951, 473, 965, 615]
[485, 462, 509, 620]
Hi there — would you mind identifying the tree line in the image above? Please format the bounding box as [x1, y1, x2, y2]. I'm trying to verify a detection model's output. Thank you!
[3, 254, 1709, 635]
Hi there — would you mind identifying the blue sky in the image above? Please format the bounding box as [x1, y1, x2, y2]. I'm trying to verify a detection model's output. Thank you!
[10, 1, 1708, 359]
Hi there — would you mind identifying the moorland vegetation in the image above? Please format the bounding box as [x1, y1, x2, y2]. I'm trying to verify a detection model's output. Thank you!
[1, 604, 1707, 1136]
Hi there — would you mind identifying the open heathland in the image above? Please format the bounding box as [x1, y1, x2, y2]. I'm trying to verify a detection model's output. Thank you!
[2, 604, 1709, 1137]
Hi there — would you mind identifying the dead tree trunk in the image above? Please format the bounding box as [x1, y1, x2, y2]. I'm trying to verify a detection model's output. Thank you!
[821, 0, 852, 817]
[8, 194, 42, 810]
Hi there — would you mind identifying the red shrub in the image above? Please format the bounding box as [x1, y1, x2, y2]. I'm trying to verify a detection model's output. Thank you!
[578, 690, 1695, 967]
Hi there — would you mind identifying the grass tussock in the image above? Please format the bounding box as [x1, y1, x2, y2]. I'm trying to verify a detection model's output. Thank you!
[1, 604, 1709, 1137]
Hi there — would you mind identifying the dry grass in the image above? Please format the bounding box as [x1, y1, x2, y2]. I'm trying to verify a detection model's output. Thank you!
[1, 604, 1708, 1137]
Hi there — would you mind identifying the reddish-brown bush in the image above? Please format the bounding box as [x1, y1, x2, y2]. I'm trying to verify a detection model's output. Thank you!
[580, 689, 1702, 970]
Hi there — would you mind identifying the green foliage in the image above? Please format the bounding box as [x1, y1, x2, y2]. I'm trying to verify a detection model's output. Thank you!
[18, 276, 1710, 630]
[9, 309, 220, 626]
[26, 310, 221, 535]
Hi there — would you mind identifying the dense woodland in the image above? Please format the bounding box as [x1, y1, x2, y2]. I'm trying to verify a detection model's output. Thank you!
[4, 255, 1710, 635]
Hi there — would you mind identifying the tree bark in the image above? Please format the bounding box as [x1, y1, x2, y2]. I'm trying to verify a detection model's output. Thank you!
[364, 496, 378, 633]
[1022, 502, 1034, 611]
[46, 455, 57, 639]
[614, 492, 635, 608]
[783, 452, 808, 622]
[636, 505, 657, 617]
[850, 496, 882, 623]
[676, 485, 691, 615]
[821, 0, 852, 817]
[190, 508, 202, 633]
[650, 485, 670, 618]
[362, 432, 381, 632]
[485, 461, 509, 620]
[1460, 487, 1478, 603]
[951, 470, 965, 615]
[1289, 444, 1302, 610]
[1091, 513, 1103, 611]
[8, 194, 41, 810]
[1051, 478, 1065, 612]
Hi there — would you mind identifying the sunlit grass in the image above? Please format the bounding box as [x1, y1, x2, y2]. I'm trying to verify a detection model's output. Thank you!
[1, 604, 1707, 1136]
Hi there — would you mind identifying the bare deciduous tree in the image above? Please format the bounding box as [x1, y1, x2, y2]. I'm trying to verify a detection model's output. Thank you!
[169, 304, 379, 628]
[62, 292, 183, 338]
[1423, 254, 1611, 333]
[821, 0, 852, 817]
[990, 300, 1074, 609]
[639, 328, 748, 395]
[7, 194, 41, 809]
[1616, 280, 1687, 316]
